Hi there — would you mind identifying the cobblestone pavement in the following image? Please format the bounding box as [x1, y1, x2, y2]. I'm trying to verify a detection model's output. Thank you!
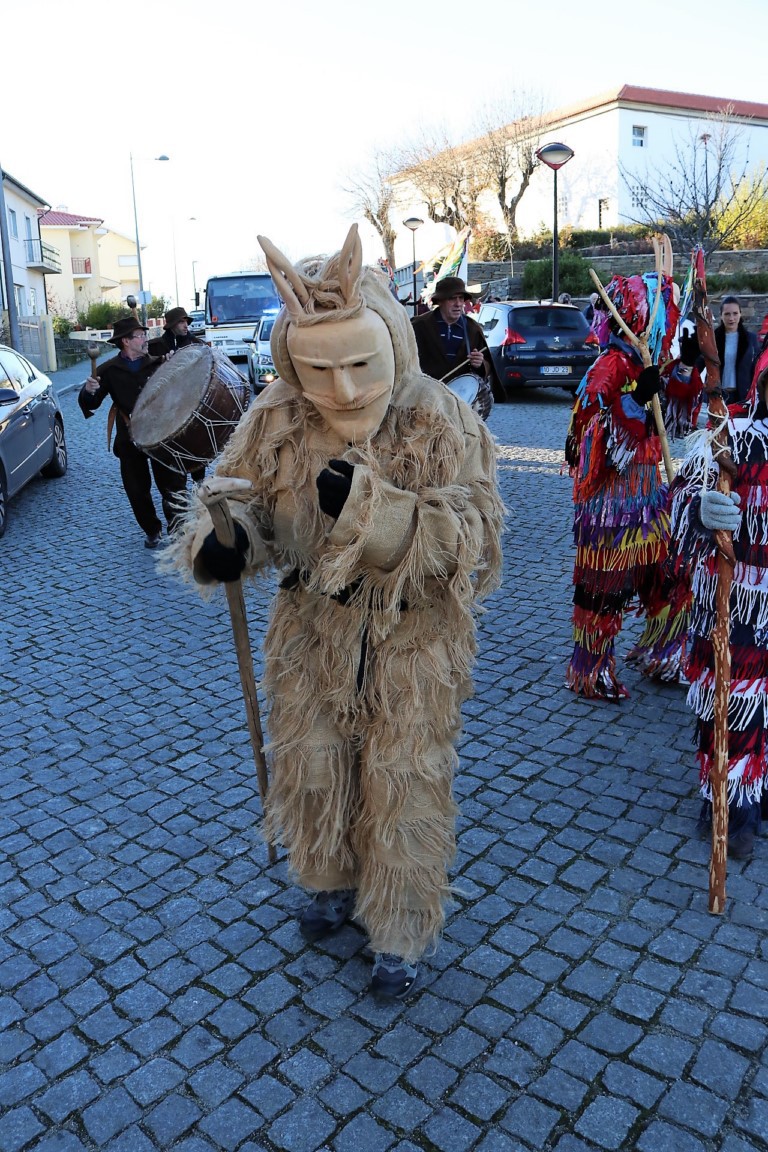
[2, 381, 768, 1152]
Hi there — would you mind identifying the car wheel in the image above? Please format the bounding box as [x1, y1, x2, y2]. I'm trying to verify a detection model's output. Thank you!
[41, 417, 68, 478]
[0, 466, 7, 538]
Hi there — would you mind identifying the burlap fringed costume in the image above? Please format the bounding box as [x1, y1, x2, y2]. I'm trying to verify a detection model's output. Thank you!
[168, 243, 504, 961]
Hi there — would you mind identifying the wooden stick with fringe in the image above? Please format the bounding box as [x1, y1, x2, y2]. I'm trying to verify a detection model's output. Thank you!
[691, 246, 736, 913]
[588, 233, 675, 482]
[199, 477, 276, 864]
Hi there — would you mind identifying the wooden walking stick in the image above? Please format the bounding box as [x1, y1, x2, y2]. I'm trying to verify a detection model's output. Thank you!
[691, 246, 737, 914]
[199, 477, 276, 864]
[589, 234, 676, 482]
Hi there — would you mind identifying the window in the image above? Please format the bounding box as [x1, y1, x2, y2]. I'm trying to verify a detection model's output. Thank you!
[632, 125, 646, 148]
[631, 188, 646, 210]
[8, 208, 17, 238]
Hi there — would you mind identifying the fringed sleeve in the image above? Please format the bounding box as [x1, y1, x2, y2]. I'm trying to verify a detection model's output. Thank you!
[314, 414, 503, 615]
[664, 363, 704, 440]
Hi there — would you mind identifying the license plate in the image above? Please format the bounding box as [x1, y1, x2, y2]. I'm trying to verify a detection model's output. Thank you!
[541, 365, 570, 375]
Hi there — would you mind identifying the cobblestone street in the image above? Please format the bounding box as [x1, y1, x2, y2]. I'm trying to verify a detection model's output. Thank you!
[2, 376, 768, 1151]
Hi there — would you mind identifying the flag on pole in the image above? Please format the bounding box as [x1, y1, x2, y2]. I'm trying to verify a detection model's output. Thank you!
[422, 227, 472, 303]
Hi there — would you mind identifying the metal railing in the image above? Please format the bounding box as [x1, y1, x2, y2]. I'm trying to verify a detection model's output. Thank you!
[24, 238, 62, 274]
[72, 256, 92, 275]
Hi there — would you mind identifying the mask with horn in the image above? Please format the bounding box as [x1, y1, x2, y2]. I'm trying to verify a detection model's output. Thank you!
[258, 224, 399, 443]
[593, 234, 680, 364]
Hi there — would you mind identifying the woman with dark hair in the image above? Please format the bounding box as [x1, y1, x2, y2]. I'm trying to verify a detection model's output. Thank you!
[715, 296, 760, 403]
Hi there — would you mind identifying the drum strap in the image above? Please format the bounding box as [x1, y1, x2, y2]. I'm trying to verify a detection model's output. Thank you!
[106, 403, 130, 450]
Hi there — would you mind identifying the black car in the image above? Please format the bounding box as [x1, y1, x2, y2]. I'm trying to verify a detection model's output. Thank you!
[477, 301, 599, 395]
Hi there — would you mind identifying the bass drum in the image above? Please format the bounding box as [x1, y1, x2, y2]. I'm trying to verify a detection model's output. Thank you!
[445, 372, 494, 422]
[130, 345, 251, 473]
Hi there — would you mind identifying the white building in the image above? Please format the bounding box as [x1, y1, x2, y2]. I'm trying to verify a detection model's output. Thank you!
[393, 86, 768, 271]
[0, 170, 60, 369]
[0, 171, 60, 320]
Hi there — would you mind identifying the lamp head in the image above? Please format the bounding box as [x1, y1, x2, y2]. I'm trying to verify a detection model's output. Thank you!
[536, 142, 574, 171]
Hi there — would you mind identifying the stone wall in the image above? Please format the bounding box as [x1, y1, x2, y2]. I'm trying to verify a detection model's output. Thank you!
[54, 337, 110, 370]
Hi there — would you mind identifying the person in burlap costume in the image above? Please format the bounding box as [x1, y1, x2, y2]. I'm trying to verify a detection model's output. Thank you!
[166, 226, 504, 999]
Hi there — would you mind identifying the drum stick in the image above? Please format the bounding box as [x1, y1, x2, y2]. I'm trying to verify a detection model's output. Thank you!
[199, 479, 276, 864]
[87, 343, 100, 379]
[440, 357, 472, 383]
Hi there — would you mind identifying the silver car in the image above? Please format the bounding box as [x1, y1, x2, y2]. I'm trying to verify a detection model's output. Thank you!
[0, 343, 68, 537]
[187, 308, 206, 337]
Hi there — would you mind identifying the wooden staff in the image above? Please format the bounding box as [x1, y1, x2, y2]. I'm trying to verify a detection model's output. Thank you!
[588, 234, 676, 482]
[199, 477, 276, 864]
[691, 246, 737, 913]
[87, 342, 100, 379]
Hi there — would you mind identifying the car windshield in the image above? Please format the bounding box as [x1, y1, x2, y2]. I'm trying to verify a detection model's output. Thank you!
[259, 319, 275, 342]
[207, 276, 279, 325]
[512, 307, 587, 333]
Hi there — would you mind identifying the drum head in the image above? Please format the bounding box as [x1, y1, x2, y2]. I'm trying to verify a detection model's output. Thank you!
[445, 373, 480, 405]
[131, 345, 212, 448]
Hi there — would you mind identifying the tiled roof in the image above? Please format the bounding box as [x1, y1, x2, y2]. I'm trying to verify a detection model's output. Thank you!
[547, 85, 768, 125]
[38, 210, 104, 227]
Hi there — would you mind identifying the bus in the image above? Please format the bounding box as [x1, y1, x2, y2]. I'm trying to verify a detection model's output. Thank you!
[204, 272, 281, 361]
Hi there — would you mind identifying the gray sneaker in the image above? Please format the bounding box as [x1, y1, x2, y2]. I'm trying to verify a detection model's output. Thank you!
[370, 953, 419, 1000]
[299, 889, 355, 941]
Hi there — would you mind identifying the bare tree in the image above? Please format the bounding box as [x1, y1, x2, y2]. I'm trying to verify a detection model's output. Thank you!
[620, 108, 768, 255]
[472, 92, 547, 243]
[393, 129, 485, 233]
[343, 156, 398, 269]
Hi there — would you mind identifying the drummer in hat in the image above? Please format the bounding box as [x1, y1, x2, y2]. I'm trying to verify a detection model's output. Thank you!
[78, 316, 188, 549]
[148, 306, 204, 358]
[411, 277, 498, 418]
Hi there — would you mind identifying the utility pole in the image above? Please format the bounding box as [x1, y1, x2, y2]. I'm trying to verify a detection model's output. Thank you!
[0, 164, 22, 349]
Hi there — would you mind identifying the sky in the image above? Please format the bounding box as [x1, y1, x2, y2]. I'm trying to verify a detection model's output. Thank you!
[3, 0, 767, 308]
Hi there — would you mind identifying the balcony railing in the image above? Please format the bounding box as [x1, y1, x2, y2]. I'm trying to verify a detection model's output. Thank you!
[72, 257, 92, 276]
[24, 238, 62, 274]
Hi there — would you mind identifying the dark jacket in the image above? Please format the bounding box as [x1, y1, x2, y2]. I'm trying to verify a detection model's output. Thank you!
[411, 309, 496, 389]
[714, 323, 760, 401]
[78, 353, 163, 447]
[147, 330, 203, 357]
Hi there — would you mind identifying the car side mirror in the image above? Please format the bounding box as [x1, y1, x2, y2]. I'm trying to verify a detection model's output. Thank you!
[0, 388, 19, 404]
[243, 338, 256, 345]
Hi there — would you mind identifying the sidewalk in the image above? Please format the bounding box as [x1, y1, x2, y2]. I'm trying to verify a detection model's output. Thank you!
[50, 352, 113, 397]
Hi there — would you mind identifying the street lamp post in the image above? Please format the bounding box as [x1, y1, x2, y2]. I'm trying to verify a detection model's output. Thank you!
[129, 152, 169, 323]
[403, 217, 424, 316]
[535, 142, 574, 301]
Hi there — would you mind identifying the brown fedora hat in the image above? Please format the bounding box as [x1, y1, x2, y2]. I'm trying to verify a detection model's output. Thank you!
[164, 306, 192, 328]
[108, 316, 148, 346]
[431, 276, 478, 303]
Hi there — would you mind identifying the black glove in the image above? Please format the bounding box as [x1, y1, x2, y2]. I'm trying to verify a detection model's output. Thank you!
[316, 459, 354, 519]
[199, 521, 248, 582]
[632, 365, 661, 407]
[679, 330, 700, 368]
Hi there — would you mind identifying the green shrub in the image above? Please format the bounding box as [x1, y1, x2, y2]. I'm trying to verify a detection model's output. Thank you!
[78, 301, 130, 329]
[522, 250, 594, 298]
[706, 271, 768, 293]
[51, 315, 73, 338]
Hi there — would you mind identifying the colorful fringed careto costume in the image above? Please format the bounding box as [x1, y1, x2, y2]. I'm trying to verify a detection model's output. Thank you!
[670, 353, 768, 838]
[565, 271, 701, 698]
[167, 237, 504, 966]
